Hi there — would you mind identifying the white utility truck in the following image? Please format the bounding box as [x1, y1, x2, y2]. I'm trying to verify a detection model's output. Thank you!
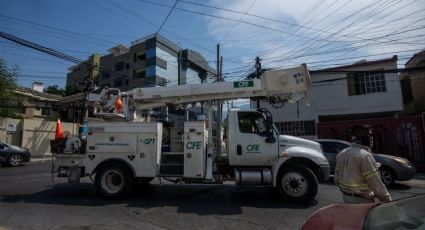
[51, 64, 330, 203]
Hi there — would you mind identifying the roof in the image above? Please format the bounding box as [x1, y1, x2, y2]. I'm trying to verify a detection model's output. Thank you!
[405, 50, 425, 67]
[13, 87, 62, 101]
[311, 55, 398, 73]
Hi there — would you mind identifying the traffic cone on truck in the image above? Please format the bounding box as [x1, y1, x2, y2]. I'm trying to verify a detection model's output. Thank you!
[55, 118, 64, 139]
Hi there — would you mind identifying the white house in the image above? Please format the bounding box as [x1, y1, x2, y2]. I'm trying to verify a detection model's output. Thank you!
[259, 55, 403, 139]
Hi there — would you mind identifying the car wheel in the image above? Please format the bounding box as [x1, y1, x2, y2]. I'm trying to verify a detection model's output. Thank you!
[8, 154, 23, 167]
[95, 163, 135, 200]
[277, 164, 318, 203]
[379, 167, 395, 186]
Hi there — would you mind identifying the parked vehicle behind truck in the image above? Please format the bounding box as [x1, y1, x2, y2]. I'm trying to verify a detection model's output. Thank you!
[51, 64, 330, 203]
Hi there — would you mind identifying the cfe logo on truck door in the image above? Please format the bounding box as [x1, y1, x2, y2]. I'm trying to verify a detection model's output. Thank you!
[186, 141, 202, 150]
[246, 144, 261, 153]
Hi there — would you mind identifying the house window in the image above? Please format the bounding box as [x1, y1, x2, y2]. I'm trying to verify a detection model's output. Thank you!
[125, 63, 130, 69]
[275, 120, 316, 136]
[115, 62, 125, 71]
[101, 72, 111, 79]
[41, 107, 50, 116]
[125, 79, 129, 85]
[400, 78, 413, 103]
[134, 69, 146, 78]
[347, 71, 386, 95]
[114, 78, 123, 87]
[134, 52, 146, 62]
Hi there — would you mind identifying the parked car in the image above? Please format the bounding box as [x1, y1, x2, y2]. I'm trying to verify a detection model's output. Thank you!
[302, 194, 425, 230]
[316, 139, 416, 186]
[0, 140, 31, 167]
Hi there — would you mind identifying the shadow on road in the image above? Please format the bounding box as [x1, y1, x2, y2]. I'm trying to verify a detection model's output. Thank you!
[0, 183, 318, 215]
[388, 183, 411, 190]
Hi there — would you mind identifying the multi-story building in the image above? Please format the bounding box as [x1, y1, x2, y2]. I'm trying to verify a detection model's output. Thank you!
[66, 34, 215, 92]
[400, 50, 425, 115]
[258, 56, 425, 165]
[12, 82, 61, 119]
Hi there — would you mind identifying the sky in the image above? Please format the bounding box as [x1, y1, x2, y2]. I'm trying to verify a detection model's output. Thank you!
[0, 0, 424, 89]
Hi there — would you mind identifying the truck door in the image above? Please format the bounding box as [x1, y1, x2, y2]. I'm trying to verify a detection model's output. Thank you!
[233, 111, 278, 166]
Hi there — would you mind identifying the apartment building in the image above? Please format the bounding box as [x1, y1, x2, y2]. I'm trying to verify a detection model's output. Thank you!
[66, 34, 215, 92]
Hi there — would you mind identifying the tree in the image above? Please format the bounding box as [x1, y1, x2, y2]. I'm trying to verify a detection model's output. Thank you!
[0, 58, 22, 118]
[65, 84, 81, 96]
[45, 85, 64, 95]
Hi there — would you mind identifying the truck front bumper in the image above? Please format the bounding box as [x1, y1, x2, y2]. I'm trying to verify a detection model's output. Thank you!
[319, 164, 330, 182]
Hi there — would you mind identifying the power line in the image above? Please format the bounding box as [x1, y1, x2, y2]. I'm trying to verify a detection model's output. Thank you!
[0, 14, 117, 46]
[137, 0, 350, 43]
[220, 0, 256, 41]
[156, 0, 179, 34]
[273, 0, 422, 64]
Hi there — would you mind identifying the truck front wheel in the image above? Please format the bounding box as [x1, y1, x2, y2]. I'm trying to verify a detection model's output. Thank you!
[276, 164, 318, 203]
[95, 163, 134, 200]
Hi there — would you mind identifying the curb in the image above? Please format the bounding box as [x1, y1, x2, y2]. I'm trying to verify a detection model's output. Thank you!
[30, 157, 52, 163]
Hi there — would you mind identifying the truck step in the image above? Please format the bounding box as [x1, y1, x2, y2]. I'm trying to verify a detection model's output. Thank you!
[159, 164, 183, 175]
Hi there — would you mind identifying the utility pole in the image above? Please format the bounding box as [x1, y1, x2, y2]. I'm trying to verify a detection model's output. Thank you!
[216, 44, 221, 155]
[255, 56, 261, 108]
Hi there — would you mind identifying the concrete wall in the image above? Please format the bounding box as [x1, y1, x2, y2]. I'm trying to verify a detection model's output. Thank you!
[0, 118, 23, 146]
[21, 119, 78, 156]
[1, 118, 78, 157]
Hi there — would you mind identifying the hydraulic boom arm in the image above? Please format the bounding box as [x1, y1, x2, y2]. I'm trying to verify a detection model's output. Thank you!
[88, 64, 310, 119]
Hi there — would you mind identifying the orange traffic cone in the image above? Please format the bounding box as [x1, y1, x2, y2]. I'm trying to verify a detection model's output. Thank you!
[55, 118, 64, 139]
[115, 95, 123, 113]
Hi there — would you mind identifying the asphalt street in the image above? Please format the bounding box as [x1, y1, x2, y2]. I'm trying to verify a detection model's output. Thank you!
[1, 161, 424, 230]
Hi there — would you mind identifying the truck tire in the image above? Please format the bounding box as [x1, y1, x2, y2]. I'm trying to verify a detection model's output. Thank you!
[276, 164, 318, 203]
[95, 163, 135, 200]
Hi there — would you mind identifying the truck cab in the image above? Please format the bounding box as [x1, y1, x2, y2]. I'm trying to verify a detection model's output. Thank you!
[225, 108, 329, 202]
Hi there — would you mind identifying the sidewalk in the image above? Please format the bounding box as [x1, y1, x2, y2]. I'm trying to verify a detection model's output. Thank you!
[30, 155, 53, 162]
[401, 173, 425, 187]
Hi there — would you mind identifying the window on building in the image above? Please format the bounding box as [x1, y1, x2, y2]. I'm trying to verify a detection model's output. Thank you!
[114, 78, 123, 87]
[347, 70, 387, 95]
[125, 79, 129, 85]
[134, 52, 146, 62]
[125, 63, 130, 69]
[134, 69, 146, 78]
[41, 107, 50, 116]
[275, 120, 316, 136]
[400, 78, 413, 103]
[101, 72, 111, 79]
[115, 62, 125, 71]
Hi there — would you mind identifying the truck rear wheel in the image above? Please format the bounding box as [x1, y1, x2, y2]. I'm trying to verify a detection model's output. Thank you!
[95, 163, 134, 200]
[276, 164, 318, 203]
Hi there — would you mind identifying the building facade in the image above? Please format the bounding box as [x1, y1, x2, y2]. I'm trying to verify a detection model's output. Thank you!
[400, 50, 425, 115]
[12, 82, 61, 119]
[259, 56, 425, 166]
[66, 34, 215, 92]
